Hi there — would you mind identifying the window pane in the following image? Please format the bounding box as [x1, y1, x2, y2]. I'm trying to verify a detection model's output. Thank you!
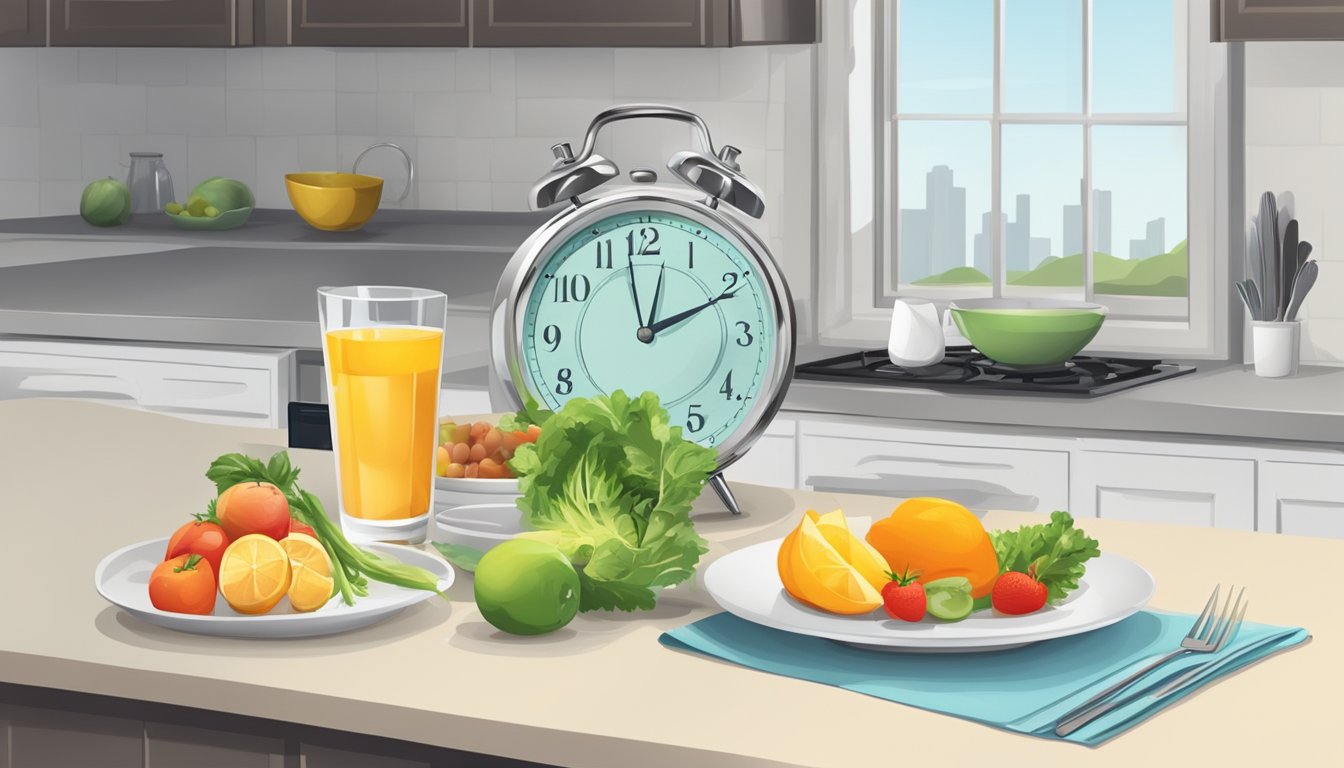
[896, 121, 991, 287]
[1003, 0, 1083, 113]
[898, 0, 994, 114]
[1091, 125, 1188, 302]
[1001, 124, 1084, 298]
[1093, 0, 1182, 113]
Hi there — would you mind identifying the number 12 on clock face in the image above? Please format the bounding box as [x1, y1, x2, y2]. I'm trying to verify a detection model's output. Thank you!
[520, 210, 776, 449]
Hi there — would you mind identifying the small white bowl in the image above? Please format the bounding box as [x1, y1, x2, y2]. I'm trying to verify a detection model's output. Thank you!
[431, 502, 528, 555]
[434, 475, 520, 513]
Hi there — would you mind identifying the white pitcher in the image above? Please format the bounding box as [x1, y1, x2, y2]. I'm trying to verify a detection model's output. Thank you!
[888, 297, 946, 367]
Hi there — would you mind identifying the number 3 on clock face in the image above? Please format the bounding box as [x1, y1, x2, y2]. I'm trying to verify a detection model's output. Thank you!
[520, 210, 777, 448]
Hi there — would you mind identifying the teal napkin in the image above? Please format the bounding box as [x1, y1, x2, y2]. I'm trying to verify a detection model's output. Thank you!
[660, 611, 1308, 745]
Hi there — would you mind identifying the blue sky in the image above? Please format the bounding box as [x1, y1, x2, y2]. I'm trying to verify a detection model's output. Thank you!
[895, 0, 1186, 273]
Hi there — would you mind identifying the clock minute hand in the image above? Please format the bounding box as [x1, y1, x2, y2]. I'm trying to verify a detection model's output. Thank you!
[627, 251, 646, 330]
[646, 285, 741, 335]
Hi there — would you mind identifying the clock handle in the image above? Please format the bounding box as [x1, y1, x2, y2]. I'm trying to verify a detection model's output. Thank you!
[709, 473, 743, 516]
[568, 104, 719, 165]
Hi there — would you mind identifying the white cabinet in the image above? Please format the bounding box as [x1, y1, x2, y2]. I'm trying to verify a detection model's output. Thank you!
[797, 419, 1070, 513]
[723, 417, 798, 488]
[0, 338, 294, 428]
[1258, 461, 1344, 539]
[1073, 450, 1255, 530]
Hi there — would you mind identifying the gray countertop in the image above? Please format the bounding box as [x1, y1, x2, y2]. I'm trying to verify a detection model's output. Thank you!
[0, 245, 506, 349]
[783, 350, 1344, 446]
[0, 208, 549, 252]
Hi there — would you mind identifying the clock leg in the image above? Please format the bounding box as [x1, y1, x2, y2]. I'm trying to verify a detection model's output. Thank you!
[709, 473, 742, 516]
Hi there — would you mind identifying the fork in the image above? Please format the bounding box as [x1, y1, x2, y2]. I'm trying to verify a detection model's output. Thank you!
[1053, 585, 1247, 737]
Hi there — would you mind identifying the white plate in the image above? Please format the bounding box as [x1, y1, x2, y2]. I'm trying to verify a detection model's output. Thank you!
[704, 539, 1155, 652]
[95, 537, 454, 639]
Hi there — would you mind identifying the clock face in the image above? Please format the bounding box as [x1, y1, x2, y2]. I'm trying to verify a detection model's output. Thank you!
[519, 209, 777, 449]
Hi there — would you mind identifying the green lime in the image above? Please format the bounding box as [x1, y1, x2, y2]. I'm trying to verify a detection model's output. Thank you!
[186, 194, 209, 217]
[474, 539, 580, 636]
[204, 205, 220, 218]
[925, 576, 974, 621]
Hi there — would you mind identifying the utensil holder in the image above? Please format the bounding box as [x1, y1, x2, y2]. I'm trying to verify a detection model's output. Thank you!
[1252, 320, 1301, 378]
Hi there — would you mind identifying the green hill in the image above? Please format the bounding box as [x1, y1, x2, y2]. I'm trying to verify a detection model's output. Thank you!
[1095, 240, 1188, 297]
[912, 266, 990, 285]
[911, 240, 1188, 298]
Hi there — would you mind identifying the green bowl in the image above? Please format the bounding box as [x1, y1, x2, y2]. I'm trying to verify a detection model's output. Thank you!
[949, 299, 1107, 366]
[165, 206, 252, 231]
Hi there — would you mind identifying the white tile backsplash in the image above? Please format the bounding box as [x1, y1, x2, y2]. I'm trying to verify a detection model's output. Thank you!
[1247, 46, 1344, 364]
[0, 44, 813, 314]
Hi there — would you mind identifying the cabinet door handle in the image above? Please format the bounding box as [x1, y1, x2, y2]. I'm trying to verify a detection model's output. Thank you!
[18, 373, 137, 399]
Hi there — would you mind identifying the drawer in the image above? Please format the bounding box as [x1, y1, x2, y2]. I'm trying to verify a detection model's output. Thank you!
[1073, 451, 1255, 530]
[723, 417, 797, 489]
[798, 421, 1069, 513]
[1258, 461, 1344, 539]
[0, 339, 293, 427]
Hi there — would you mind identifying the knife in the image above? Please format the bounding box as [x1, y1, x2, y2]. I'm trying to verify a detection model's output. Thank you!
[1258, 192, 1279, 324]
[1279, 219, 1298, 321]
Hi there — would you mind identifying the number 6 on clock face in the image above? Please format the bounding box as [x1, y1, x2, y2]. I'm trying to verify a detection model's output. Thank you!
[516, 206, 782, 453]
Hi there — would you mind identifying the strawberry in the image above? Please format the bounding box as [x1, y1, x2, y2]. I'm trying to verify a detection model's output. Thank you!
[992, 568, 1048, 615]
[881, 568, 926, 622]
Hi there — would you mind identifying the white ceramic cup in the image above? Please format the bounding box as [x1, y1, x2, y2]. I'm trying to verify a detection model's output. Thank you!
[888, 297, 946, 367]
[1252, 320, 1301, 378]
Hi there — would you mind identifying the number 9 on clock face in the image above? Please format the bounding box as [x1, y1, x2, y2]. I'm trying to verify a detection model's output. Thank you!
[519, 209, 777, 449]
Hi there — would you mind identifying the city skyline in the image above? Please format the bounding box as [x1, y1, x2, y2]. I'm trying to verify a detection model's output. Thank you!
[900, 164, 1163, 282]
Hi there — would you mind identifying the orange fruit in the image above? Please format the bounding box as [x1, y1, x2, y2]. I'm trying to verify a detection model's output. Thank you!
[865, 497, 1000, 599]
[280, 532, 335, 613]
[218, 534, 292, 615]
[813, 509, 890, 592]
[777, 514, 883, 615]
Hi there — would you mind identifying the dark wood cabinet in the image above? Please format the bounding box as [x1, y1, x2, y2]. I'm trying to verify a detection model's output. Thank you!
[263, 0, 469, 46]
[0, 0, 44, 45]
[471, 0, 815, 47]
[1213, 0, 1344, 41]
[472, 0, 725, 46]
[51, 0, 252, 46]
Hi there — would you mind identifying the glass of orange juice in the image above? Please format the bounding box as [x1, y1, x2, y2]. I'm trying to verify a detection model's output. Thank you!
[318, 286, 447, 544]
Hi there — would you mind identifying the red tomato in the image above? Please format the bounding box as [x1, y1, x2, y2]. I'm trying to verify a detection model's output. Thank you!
[149, 554, 217, 615]
[289, 518, 316, 538]
[216, 481, 291, 540]
[165, 519, 231, 576]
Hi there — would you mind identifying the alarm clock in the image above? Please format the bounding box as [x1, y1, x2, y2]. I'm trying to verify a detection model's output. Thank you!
[489, 104, 796, 515]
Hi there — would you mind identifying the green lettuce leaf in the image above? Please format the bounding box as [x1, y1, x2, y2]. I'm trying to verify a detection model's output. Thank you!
[511, 390, 717, 613]
[990, 511, 1100, 603]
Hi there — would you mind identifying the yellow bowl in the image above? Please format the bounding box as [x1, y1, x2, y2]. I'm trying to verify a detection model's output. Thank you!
[284, 172, 384, 231]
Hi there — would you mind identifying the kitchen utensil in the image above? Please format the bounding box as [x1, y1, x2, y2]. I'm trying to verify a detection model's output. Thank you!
[1279, 219, 1298, 320]
[887, 297, 945, 367]
[1297, 240, 1312, 276]
[1236, 278, 1263, 321]
[319, 286, 448, 544]
[125, 152, 174, 214]
[1234, 281, 1254, 319]
[286, 173, 384, 231]
[95, 537, 452, 638]
[165, 206, 253, 231]
[703, 526, 1155, 652]
[1286, 259, 1318, 322]
[353, 142, 415, 205]
[948, 298, 1107, 367]
[1055, 586, 1246, 737]
[1252, 320, 1301, 378]
[1258, 192, 1279, 322]
[1246, 221, 1261, 313]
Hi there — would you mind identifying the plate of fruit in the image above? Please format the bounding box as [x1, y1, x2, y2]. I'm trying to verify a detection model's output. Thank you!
[704, 499, 1154, 651]
[95, 451, 452, 639]
[164, 177, 254, 231]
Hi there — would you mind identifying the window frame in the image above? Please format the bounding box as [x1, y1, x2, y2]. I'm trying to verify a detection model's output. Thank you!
[816, 0, 1231, 359]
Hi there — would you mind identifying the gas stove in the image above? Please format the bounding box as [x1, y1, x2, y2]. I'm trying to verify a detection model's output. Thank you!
[795, 347, 1195, 397]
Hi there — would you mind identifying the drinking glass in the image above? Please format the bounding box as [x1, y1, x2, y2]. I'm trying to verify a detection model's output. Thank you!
[125, 152, 174, 214]
[318, 286, 447, 544]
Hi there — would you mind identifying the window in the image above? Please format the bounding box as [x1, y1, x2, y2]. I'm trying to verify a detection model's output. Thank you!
[817, 0, 1230, 357]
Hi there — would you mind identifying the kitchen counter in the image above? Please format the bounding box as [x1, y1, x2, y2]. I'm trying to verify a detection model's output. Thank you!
[0, 399, 1337, 767]
[0, 208, 549, 253]
[785, 348, 1344, 446]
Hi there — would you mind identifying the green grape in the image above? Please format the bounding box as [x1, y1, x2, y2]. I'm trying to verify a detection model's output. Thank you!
[164, 202, 183, 215]
[204, 206, 220, 218]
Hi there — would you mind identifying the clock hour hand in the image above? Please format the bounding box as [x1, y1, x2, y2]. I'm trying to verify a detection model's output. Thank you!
[647, 261, 667, 326]
[646, 284, 742, 336]
[627, 251, 646, 332]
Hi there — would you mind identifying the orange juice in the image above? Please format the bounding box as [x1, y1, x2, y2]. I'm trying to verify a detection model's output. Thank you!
[325, 326, 443, 521]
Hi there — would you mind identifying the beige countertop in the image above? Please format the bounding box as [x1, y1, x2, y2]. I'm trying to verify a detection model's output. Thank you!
[0, 399, 1338, 767]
